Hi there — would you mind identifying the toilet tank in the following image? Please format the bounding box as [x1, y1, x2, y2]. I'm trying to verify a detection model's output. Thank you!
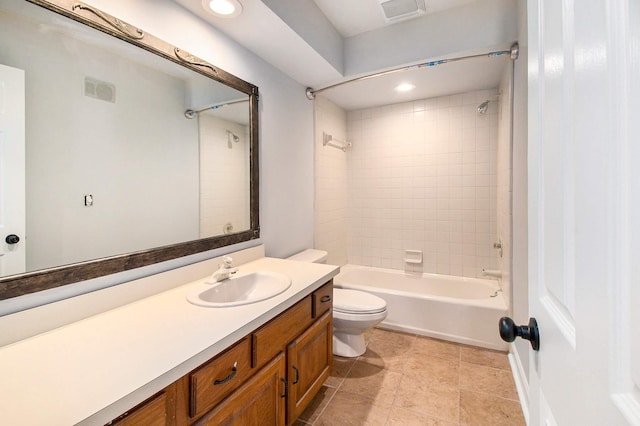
[287, 249, 328, 264]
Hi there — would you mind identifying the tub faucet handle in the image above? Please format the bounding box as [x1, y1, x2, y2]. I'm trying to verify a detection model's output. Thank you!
[493, 239, 503, 258]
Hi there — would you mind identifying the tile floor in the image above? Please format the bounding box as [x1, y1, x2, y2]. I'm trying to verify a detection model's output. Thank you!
[295, 328, 525, 426]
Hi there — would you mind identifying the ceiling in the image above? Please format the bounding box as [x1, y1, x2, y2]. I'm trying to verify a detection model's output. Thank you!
[313, 0, 479, 38]
[172, 0, 517, 110]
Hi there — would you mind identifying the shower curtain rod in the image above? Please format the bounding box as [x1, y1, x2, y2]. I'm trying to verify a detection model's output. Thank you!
[184, 98, 249, 119]
[305, 42, 519, 100]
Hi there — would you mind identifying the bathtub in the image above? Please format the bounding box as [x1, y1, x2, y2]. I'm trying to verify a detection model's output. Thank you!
[334, 264, 508, 351]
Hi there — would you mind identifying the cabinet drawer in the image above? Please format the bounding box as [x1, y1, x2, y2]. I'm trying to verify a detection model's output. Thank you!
[252, 296, 313, 368]
[189, 338, 253, 418]
[194, 353, 286, 426]
[312, 281, 333, 318]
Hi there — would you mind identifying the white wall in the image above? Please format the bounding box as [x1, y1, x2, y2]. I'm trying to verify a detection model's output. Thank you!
[346, 90, 499, 277]
[0, 0, 314, 315]
[314, 96, 349, 266]
[344, 0, 518, 76]
[497, 62, 513, 307]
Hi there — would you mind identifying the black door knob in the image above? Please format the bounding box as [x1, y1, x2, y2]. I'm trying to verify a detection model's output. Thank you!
[499, 316, 540, 351]
[5, 234, 20, 245]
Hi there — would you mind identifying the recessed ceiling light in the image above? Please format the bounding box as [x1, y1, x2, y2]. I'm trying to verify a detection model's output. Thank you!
[395, 83, 415, 92]
[205, 0, 243, 18]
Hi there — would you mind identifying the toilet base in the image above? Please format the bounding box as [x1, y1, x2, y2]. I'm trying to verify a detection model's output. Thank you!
[333, 331, 367, 357]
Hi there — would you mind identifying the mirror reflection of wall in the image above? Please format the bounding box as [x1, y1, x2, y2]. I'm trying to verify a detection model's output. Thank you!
[0, 2, 252, 276]
[198, 112, 250, 238]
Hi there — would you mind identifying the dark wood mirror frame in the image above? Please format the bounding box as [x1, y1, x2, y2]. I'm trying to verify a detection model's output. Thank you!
[0, 0, 260, 301]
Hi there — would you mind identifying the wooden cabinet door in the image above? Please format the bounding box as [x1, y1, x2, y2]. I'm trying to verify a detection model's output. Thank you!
[110, 384, 176, 426]
[286, 311, 332, 424]
[195, 353, 286, 426]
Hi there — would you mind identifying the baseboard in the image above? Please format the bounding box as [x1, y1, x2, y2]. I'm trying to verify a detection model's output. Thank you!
[509, 343, 530, 425]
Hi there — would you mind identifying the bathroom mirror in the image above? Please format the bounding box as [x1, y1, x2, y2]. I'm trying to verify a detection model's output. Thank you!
[0, 0, 259, 300]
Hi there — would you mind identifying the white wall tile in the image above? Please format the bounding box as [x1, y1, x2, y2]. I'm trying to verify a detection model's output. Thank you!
[314, 96, 349, 266]
[345, 89, 499, 278]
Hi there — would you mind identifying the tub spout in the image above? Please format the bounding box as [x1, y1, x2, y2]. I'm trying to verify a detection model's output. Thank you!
[482, 269, 502, 279]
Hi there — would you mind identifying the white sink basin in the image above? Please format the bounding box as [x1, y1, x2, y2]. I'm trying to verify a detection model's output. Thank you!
[187, 271, 292, 307]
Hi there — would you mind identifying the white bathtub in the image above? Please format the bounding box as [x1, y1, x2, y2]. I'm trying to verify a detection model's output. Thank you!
[334, 264, 508, 350]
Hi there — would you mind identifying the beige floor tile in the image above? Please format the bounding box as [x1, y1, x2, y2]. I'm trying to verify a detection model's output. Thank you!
[387, 407, 457, 425]
[358, 337, 413, 372]
[459, 361, 518, 400]
[363, 327, 377, 343]
[404, 353, 459, 388]
[340, 360, 403, 405]
[325, 355, 356, 388]
[369, 328, 416, 347]
[394, 375, 459, 423]
[461, 345, 510, 370]
[297, 385, 337, 423]
[411, 336, 461, 361]
[302, 328, 526, 426]
[314, 391, 391, 426]
[459, 390, 525, 426]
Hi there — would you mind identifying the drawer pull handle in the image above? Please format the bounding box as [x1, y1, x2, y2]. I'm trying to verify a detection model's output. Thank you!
[320, 295, 331, 303]
[213, 361, 237, 385]
[292, 365, 300, 384]
[280, 377, 287, 398]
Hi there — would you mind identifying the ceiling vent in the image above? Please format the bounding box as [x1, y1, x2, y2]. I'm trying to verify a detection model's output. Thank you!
[379, 0, 426, 23]
[84, 77, 115, 103]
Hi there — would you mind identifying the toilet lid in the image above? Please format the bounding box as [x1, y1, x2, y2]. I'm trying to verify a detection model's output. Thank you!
[333, 288, 387, 314]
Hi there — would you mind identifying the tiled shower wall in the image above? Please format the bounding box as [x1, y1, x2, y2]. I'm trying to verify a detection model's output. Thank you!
[347, 90, 499, 278]
[315, 89, 501, 279]
[314, 96, 349, 266]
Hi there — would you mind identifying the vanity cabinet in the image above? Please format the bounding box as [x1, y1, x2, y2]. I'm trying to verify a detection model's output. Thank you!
[108, 385, 177, 425]
[188, 337, 254, 418]
[286, 311, 332, 423]
[108, 281, 332, 426]
[195, 353, 286, 425]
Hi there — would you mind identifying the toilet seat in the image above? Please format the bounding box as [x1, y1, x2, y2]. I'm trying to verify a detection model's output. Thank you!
[333, 288, 387, 314]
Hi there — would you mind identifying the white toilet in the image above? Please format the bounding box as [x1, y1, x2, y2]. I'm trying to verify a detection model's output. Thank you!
[287, 249, 388, 358]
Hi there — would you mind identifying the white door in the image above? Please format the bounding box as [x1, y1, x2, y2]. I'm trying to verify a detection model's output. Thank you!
[0, 64, 26, 276]
[527, 0, 640, 424]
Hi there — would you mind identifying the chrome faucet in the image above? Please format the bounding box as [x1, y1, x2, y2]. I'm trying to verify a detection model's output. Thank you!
[211, 256, 238, 282]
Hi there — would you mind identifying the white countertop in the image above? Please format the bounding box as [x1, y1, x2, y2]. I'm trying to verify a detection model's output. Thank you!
[0, 256, 339, 425]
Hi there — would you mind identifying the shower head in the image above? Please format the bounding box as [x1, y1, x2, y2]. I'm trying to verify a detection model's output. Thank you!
[227, 130, 240, 148]
[477, 100, 489, 114]
[185, 105, 221, 119]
